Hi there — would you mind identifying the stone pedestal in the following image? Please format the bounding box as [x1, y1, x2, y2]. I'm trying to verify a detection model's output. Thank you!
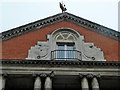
[91, 77, 99, 90]
[34, 77, 41, 90]
[81, 77, 89, 90]
[44, 77, 52, 90]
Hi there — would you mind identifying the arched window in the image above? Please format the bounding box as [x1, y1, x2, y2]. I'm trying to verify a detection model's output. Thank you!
[50, 28, 82, 61]
[55, 31, 77, 40]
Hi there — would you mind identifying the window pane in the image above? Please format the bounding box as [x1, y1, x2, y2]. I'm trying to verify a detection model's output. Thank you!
[57, 35, 63, 40]
[68, 36, 74, 40]
[66, 45, 74, 60]
[57, 45, 65, 60]
[62, 33, 68, 39]
[58, 45, 64, 50]
[57, 44, 75, 60]
[67, 45, 74, 50]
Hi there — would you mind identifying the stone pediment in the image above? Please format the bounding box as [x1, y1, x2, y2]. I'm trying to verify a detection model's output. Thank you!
[1, 12, 120, 41]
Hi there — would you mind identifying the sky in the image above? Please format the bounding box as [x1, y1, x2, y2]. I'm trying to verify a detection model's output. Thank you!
[0, 0, 119, 33]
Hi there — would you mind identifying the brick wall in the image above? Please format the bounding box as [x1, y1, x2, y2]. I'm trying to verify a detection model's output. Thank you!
[1, 21, 119, 61]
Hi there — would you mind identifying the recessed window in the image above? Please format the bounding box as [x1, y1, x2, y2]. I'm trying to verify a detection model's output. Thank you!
[51, 42, 82, 61]
[57, 43, 75, 60]
[47, 28, 82, 61]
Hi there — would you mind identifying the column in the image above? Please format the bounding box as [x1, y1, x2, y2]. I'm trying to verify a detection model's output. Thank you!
[0, 74, 6, 90]
[81, 77, 89, 90]
[44, 76, 52, 90]
[34, 76, 41, 90]
[91, 77, 99, 90]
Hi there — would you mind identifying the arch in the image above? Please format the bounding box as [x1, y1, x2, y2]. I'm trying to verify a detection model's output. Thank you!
[51, 28, 81, 40]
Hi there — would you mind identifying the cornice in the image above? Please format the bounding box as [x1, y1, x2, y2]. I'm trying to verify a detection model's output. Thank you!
[1, 12, 120, 41]
[1, 59, 120, 68]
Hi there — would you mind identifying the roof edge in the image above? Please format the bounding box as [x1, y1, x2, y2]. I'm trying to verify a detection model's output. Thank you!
[1, 12, 120, 41]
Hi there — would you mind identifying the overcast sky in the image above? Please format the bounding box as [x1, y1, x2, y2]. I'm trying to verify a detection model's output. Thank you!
[0, 0, 119, 33]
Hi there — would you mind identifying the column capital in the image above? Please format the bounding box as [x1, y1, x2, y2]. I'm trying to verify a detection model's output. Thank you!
[32, 71, 55, 78]
[95, 74, 101, 78]
[93, 74, 101, 80]
[49, 71, 55, 78]
[79, 73, 84, 78]
[79, 73, 93, 79]
[86, 74, 94, 79]
[32, 73, 41, 77]
[86, 74, 101, 79]
[2, 73, 8, 78]
[40, 73, 47, 78]
[79, 73, 101, 79]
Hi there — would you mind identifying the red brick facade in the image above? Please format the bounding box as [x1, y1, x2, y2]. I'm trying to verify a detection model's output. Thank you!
[1, 21, 119, 61]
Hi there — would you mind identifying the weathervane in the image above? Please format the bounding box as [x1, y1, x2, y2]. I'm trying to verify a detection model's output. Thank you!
[59, 1, 67, 13]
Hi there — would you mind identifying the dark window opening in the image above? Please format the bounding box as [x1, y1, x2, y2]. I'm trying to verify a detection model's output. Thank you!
[51, 43, 82, 60]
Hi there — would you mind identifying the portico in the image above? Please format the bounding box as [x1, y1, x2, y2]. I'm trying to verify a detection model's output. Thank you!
[1, 59, 120, 90]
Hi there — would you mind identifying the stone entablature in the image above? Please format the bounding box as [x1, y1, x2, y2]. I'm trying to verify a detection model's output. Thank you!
[1, 59, 120, 77]
[1, 59, 120, 67]
[26, 28, 105, 61]
[1, 62, 120, 89]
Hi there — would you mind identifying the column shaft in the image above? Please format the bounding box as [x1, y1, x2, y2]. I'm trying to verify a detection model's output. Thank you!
[44, 77, 52, 90]
[0, 76, 6, 90]
[91, 77, 99, 90]
[81, 77, 89, 90]
[34, 77, 41, 90]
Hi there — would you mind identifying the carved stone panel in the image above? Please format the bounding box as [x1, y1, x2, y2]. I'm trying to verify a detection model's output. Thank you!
[26, 28, 106, 61]
[26, 42, 49, 60]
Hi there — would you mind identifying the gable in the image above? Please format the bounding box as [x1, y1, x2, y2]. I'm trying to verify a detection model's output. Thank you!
[1, 12, 120, 41]
[1, 21, 119, 61]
